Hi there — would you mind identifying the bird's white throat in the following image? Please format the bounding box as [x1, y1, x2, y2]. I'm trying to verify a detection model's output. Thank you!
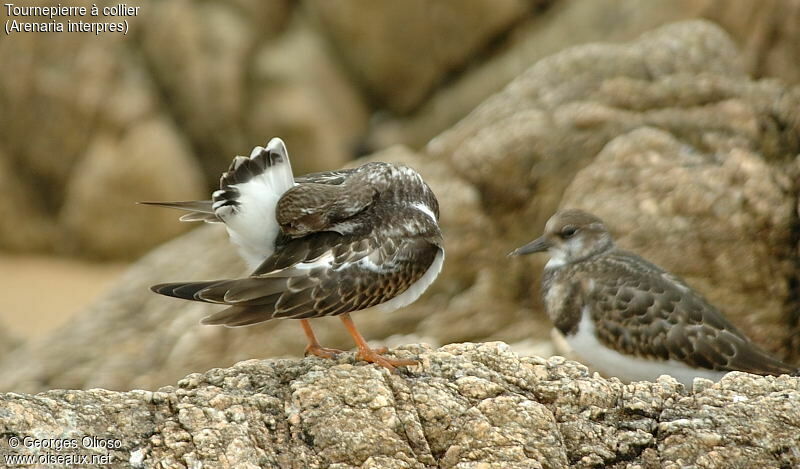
[545, 249, 568, 269]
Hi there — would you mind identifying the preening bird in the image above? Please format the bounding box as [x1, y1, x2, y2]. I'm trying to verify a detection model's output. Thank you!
[143, 138, 444, 371]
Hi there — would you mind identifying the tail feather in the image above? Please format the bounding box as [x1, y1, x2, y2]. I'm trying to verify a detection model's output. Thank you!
[138, 201, 219, 223]
[200, 303, 279, 327]
[216, 137, 294, 201]
[151, 281, 224, 302]
[152, 277, 289, 306]
[212, 138, 297, 269]
[197, 278, 287, 304]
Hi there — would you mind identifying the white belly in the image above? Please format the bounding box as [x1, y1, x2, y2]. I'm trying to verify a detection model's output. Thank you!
[376, 249, 444, 313]
[566, 308, 727, 387]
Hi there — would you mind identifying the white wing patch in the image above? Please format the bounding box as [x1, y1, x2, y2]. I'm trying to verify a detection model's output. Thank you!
[292, 251, 335, 271]
[219, 138, 296, 269]
[412, 202, 437, 222]
[353, 255, 394, 274]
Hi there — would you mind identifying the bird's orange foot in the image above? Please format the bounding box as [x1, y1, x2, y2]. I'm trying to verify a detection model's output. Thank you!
[355, 346, 418, 373]
[304, 344, 346, 359]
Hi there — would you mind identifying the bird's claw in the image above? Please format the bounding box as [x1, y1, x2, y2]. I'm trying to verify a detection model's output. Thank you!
[356, 347, 418, 373]
[304, 344, 346, 359]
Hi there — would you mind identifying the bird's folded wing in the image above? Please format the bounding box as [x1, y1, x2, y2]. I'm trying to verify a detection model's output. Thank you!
[588, 263, 796, 375]
[294, 168, 358, 185]
[152, 236, 441, 327]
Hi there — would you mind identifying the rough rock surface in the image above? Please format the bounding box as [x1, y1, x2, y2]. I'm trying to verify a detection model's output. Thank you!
[365, 0, 710, 150]
[1, 343, 798, 468]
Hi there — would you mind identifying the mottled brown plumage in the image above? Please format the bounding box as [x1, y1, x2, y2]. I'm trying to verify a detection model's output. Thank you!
[511, 209, 796, 384]
[144, 138, 443, 371]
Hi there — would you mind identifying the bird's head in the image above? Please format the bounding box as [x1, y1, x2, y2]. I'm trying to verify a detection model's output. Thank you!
[509, 209, 614, 266]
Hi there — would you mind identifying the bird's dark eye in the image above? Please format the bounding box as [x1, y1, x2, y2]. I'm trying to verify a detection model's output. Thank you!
[560, 226, 578, 238]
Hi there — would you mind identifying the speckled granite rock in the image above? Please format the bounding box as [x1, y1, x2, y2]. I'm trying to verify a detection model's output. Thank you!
[1, 343, 798, 468]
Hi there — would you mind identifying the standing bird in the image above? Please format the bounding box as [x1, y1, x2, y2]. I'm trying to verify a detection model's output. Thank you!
[509, 209, 796, 386]
[142, 138, 444, 372]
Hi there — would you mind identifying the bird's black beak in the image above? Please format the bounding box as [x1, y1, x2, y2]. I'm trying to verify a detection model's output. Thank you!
[508, 236, 550, 256]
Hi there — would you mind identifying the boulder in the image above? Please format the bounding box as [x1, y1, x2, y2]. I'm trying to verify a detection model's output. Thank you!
[702, 0, 800, 86]
[0, 26, 155, 256]
[247, 14, 370, 176]
[1, 343, 798, 468]
[0, 149, 55, 252]
[59, 117, 205, 259]
[366, 0, 710, 150]
[306, 0, 535, 113]
[138, 0, 292, 178]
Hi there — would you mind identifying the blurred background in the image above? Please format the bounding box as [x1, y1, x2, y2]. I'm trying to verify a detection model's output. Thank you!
[1, 0, 799, 392]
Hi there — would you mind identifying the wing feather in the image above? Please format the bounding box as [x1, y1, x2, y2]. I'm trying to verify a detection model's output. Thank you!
[138, 201, 220, 223]
[151, 235, 441, 326]
[587, 250, 796, 375]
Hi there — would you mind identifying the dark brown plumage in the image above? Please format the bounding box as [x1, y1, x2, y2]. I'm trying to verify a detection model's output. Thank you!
[144, 138, 443, 371]
[511, 209, 797, 384]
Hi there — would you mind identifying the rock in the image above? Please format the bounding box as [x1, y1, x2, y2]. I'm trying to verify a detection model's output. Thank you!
[367, 0, 710, 150]
[702, 0, 800, 86]
[0, 23, 159, 256]
[0, 225, 249, 392]
[0, 149, 55, 252]
[59, 117, 206, 259]
[247, 14, 370, 176]
[307, 0, 535, 114]
[1, 343, 798, 468]
[139, 0, 293, 179]
[0, 32, 122, 212]
[0, 318, 21, 358]
[365, 0, 800, 152]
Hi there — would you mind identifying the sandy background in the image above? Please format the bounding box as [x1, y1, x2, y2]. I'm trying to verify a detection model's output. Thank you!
[0, 255, 126, 339]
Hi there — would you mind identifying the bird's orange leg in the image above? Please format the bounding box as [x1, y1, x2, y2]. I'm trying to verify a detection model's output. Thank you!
[339, 313, 418, 372]
[300, 319, 345, 359]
